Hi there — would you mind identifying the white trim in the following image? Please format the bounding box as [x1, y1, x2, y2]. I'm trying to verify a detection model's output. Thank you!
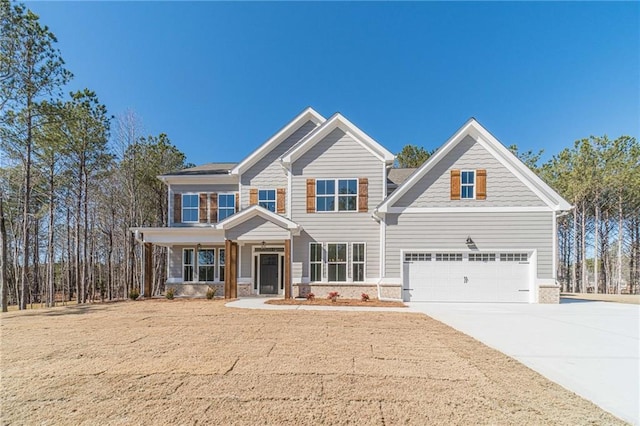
[309, 242, 323, 283]
[181, 193, 200, 223]
[351, 242, 366, 282]
[257, 188, 277, 213]
[379, 217, 386, 278]
[232, 107, 325, 175]
[385, 206, 553, 214]
[376, 118, 572, 214]
[314, 178, 359, 213]
[159, 174, 238, 185]
[460, 170, 476, 200]
[281, 113, 395, 166]
[552, 211, 557, 281]
[196, 247, 216, 282]
[326, 242, 349, 283]
[218, 247, 226, 282]
[182, 248, 195, 282]
[287, 169, 292, 219]
[252, 244, 285, 296]
[217, 205, 301, 235]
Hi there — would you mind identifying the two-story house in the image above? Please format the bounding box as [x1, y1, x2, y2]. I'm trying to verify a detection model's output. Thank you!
[132, 107, 571, 303]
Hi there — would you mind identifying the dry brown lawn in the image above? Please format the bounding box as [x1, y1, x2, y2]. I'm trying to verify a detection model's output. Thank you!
[562, 293, 640, 305]
[266, 298, 406, 308]
[0, 299, 625, 425]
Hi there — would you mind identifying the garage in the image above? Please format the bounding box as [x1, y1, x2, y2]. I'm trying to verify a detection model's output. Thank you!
[402, 251, 533, 303]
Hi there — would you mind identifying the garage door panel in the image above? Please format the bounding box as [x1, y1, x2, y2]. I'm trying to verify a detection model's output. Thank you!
[403, 251, 532, 303]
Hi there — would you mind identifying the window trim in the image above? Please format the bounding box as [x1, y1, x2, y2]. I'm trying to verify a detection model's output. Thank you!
[217, 193, 236, 222]
[181, 193, 200, 223]
[197, 247, 216, 282]
[460, 170, 476, 200]
[309, 242, 323, 283]
[327, 242, 348, 282]
[351, 242, 366, 282]
[183, 248, 195, 282]
[218, 248, 226, 282]
[315, 178, 359, 213]
[258, 189, 276, 212]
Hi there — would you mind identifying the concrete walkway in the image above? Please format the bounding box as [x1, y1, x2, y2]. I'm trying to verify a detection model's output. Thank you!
[408, 300, 640, 425]
[228, 297, 640, 424]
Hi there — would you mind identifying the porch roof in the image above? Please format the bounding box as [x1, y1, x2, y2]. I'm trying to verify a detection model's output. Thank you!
[131, 226, 224, 247]
[216, 205, 302, 236]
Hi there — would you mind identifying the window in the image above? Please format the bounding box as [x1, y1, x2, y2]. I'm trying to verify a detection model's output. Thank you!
[198, 248, 215, 281]
[316, 179, 357, 212]
[218, 194, 235, 221]
[469, 253, 496, 262]
[435, 253, 463, 261]
[404, 253, 432, 262]
[352, 243, 365, 282]
[182, 194, 199, 222]
[309, 243, 322, 282]
[500, 253, 528, 262]
[183, 248, 194, 281]
[327, 243, 347, 282]
[461, 171, 475, 199]
[258, 189, 276, 212]
[219, 249, 226, 281]
[316, 180, 335, 212]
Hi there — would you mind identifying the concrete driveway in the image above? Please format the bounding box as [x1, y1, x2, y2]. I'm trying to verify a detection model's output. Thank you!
[408, 299, 640, 425]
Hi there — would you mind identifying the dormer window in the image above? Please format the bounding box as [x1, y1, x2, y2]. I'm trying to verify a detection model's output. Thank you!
[461, 171, 475, 199]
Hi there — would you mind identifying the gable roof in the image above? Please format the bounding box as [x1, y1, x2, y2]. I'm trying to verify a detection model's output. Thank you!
[279, 113, 395, 167]
[231, 107, 325, 175]
[375, 118, 572, 214]
[216, 205, 302, 235]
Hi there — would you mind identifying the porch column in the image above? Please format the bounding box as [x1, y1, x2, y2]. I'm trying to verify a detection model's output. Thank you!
[284, 239, 291, 299]
[143, 243, 153, 298]
[224, 240, 238, 299]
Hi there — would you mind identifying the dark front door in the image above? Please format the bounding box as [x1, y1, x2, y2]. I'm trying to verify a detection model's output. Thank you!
[260, 254, 279, 294]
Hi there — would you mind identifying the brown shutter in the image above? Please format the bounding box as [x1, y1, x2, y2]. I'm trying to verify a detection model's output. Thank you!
[235, 193, 239, 212]
[249, 188, 258, 206]
[476, 169, 487, 200]
[450, 170, 461, 200]
[209, 193, 218, 222]
[358, 178, 368, 213]
[173, 193, 182, 223]
[277, 188, 286, 214]
[199, 193, 208, 223]
[306, 179, 315, 213]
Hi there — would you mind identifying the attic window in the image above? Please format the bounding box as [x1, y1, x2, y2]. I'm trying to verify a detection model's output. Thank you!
[461, 171, 475, 199]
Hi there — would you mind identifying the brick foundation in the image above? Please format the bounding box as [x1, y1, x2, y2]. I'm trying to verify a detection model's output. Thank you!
[293, 284, 402, 300]
[538, 285, 560, 304]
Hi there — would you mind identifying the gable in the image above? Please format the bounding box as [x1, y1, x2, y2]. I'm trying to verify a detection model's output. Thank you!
[393, 135, 546, 208]
[224, 215, 290, 241]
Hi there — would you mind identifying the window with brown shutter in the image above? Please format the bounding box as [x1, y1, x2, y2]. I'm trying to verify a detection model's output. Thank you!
[306, 179, 315, 213]
[476, 169, 487, 200]
[173, 193, 182, 223]
[358, 178, 368, 212]
[209, 193, 218, 222]
[450, 170, 461, 200]
[199, 193, 208, 223]
[277, 188, 286, 214]
[249, 188, 258, 206]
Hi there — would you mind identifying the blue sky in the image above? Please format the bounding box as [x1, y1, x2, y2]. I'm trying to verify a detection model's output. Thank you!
[27, 1, 639, 166]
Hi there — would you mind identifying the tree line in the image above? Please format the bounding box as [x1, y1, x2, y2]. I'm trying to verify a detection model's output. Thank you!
[0, 1, 191, 310]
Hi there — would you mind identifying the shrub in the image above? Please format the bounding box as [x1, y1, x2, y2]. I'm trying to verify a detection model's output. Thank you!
[361, 293, 370, 302]
[206, 287, 216, 300]
[327, 291, 340, 302]
[306, 292, 315, 301]
[129, 289, 139, 301]
[166, 287, 175, 300]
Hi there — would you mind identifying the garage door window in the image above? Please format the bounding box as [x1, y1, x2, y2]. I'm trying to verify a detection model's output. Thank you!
[469, 253, 496, 262]
[500, 253, 528, 262]
[405, 253, 431, 262]
[435, 253, 463, 261]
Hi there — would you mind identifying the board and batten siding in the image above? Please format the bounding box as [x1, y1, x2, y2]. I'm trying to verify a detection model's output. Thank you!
[290, 128, 384, 280]
[394, 135, 546, 208]
[240, 120, 318, 210]
[170, 183, 238, 226]
[384, 211, 554, 279]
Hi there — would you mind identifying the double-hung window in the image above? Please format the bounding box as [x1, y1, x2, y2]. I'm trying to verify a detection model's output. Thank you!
[182, 194, 199, 222]
[183, 248, 195, 281]
[461, 171, 475, 199]
[218, 194, 235, 221]
[258, 190, 276, 212]
[198, 248, 215, 281]
[316, 179, 357, 212]
[352, 243, 365, 282]
[327, 243, 347, 282]
[219, 249, 226, 281]
[309, 243, 323, 282]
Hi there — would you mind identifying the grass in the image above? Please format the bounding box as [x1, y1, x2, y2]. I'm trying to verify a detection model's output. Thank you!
[0, 299, 624, 425]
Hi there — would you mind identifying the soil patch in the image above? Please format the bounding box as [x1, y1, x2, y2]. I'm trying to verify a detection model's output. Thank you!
[265, 298, 406, 308]
[0, 299, 625, 425]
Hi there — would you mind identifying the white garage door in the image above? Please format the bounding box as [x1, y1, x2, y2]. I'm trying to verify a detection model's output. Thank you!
[402, 252, 532, 303]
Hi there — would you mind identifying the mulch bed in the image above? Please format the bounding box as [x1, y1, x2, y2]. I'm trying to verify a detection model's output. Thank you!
[266, 298, 407, 307]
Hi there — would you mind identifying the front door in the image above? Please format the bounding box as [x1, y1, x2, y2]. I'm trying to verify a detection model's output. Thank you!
[259, 254, 279, 294]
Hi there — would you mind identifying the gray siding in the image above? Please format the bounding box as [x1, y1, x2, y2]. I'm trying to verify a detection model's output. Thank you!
[240, 244, 253, 278]
[291, 128, 385, 280]
[226, 216, 290, 241]
[170, 184, 238, 227]
[394, 135, 545, 208]
[240, 120, 318, 210]
[384, 211, 554, 279]
[168, 244, 227, 281]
